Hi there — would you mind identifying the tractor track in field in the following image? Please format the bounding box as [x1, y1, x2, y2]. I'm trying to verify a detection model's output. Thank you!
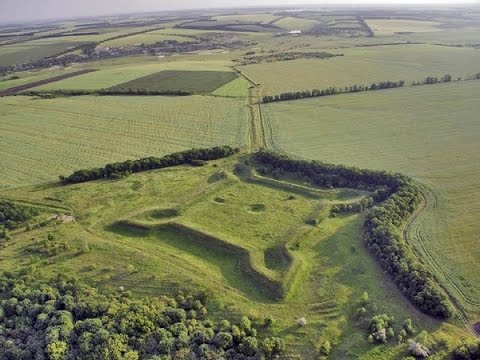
[232, 66, 272, 152]
[403, 185, 480, 330]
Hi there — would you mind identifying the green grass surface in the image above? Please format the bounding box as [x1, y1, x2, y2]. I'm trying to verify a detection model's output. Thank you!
[212, 77, 250, 97]
[240, 44, 480, 95]
[263, 81, 480, 318]
[0, 155, 461, 359]
[109, 70, 238, 93]
[0, 95, 247, 188]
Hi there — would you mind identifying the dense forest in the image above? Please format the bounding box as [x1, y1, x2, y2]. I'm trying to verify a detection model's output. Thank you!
[254, 151, 453, 319]
[61, 146, 238, 184]
[0, 271, 285, 359]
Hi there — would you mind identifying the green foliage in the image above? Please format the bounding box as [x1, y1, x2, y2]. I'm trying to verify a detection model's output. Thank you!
[62, 146, 238, 184]
[369, 314, 395, 343]
[452, 340, 480, 360]
[0, 199, 38, 230]
[0, 271, 285, 360]
[319, 340, 332, 355]
[262, 79, 406, 103]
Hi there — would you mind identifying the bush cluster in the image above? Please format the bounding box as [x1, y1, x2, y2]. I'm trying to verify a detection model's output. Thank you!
[0, 199, 38, 231]
[452, 340, 480, 360]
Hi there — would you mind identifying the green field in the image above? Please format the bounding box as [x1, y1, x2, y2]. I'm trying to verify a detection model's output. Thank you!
[273, 17, 320, 32]
[1, 154, 461, 359]
[0, 95, 247, 188]
[1, 7, 479, 359]
[33, 59, 233, 90]
[213, 13, 281, 24]
[212, 76, 250, 97]
[109, 70, 238, 93]
[240, 44, 480, 95]
[366, 19, 443, 36]
[100, 32, 193, 47]
[0, 41, 83, 66]
[263, 81, 480, 318]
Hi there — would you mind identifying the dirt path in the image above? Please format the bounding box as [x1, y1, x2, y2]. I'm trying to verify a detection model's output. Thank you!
[0, 69, 97, 96]
[232, 66, 270, 152]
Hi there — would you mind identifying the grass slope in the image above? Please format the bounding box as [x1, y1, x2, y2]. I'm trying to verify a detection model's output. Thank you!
[263, 81, 480, 318]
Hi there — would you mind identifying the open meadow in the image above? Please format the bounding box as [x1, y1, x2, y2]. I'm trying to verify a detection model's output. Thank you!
[263, 80, 480, 319]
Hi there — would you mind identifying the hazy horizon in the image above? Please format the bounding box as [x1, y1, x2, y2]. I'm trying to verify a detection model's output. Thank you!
[0, 0, 478, 24]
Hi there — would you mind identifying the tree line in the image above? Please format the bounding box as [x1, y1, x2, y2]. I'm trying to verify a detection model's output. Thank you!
[0, 270, 285, 359]
[262, 80, 405, 103]
[61, 146, 238, 184]
[262, 72, 480, 103]
[253, 151, 453, 319]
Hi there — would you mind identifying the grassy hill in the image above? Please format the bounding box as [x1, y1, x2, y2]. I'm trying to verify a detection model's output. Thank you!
[263, 80, 480, 321]
[0, 153, 469, 359]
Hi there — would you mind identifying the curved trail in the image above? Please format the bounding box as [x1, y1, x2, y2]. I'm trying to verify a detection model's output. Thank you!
[403, 185, 479, 330]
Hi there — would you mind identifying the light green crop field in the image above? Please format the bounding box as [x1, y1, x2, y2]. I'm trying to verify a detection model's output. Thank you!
[273, 17, 320, 32]
[109, 70, 238, 93]
[212, 77, 250, 97]
[33, 59, 233, 90]
[0, 95, 247, 188]
[366, 19, 443, 36]
[100, 32, 193, 47]
[263, 81, 480, 317]
[240, 44, 480, 95]
[0, 155, 462, 359]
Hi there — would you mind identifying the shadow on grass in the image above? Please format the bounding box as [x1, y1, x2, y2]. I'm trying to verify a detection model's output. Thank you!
[106, 220, 282, 303]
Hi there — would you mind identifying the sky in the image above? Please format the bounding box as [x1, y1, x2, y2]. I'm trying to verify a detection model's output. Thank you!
[0, 0, 477, 23]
